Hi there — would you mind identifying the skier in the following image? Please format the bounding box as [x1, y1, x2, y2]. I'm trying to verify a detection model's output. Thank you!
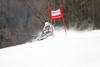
[36, 22, 54, 41]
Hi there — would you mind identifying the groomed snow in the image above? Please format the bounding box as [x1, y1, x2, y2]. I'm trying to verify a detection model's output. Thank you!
[0, 30, 100, 67]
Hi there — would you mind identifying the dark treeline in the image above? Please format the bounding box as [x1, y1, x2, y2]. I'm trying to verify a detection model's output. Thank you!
[48, 0, 100, 30]
[0, 0, 100, 48]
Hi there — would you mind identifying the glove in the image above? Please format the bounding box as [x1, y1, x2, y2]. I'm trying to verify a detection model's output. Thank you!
[52, 34, 54, 37]
[41, 32, 47, 37]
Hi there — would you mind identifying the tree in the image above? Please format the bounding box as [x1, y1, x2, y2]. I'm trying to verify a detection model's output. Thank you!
[0, 11, 11, 48]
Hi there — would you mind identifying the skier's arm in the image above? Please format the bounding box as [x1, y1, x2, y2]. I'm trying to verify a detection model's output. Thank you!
[49, 26, 54, 34]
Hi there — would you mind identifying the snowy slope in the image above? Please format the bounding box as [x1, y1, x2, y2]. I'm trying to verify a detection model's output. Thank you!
[0, 30, 100, 67]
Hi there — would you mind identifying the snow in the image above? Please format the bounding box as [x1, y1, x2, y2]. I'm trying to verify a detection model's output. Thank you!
[0, 30, 100, 67]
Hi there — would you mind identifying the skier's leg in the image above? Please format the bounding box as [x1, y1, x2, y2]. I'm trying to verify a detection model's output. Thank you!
[46, 33, 52, 37]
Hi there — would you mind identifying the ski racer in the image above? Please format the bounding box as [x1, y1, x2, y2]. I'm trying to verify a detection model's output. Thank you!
[36, 22, 54, 41]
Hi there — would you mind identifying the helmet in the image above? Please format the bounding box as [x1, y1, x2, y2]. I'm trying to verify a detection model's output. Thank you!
[45, 22, 50, 26]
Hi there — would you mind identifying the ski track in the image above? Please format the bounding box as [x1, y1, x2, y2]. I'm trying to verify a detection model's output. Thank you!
[0, 30, 100, 67]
